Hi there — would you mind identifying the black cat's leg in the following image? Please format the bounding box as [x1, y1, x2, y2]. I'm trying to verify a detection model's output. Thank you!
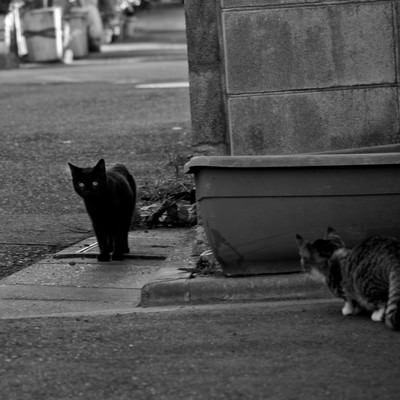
[94, 226, 111, 262]
[122, 227, 130, 254]
[111, 212, 132, 260]
[111, 224, 131, 261]
[115, 229, 130, 255]
[112, 231, 127, 261]
[111, 253, 124, 261]
[98, 251, 111, 261]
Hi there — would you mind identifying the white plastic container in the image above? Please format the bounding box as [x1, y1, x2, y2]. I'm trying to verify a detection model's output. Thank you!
[65, 8, 88, 58]
[23, 7, 63, 62]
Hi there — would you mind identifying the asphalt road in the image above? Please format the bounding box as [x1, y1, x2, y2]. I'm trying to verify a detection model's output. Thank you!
[2, 5, 400, 400]
[1, 300, 400, 400]
[0, 2, 190, 277]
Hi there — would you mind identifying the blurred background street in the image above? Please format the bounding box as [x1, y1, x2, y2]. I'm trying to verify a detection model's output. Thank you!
[0, 0, 191, 277]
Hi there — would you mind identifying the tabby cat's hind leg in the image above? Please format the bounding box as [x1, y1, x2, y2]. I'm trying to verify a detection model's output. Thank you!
[371, 306, 385, 322]
[342, 301, 354, 316]
[385, 303, 400, 330]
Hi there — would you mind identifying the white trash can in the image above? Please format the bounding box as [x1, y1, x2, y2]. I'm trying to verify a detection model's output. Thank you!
[23, 7, 63, 62]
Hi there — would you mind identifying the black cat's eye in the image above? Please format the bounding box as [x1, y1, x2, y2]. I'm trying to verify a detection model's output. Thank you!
[92, 181, 99, 187]
[78, 182, 85, 189]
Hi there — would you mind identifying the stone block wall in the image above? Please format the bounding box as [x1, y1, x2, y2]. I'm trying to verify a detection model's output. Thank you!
[185, 0, 400, 155]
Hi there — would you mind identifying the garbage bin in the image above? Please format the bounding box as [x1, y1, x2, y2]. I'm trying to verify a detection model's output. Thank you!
[123, 16, 136, 38]
[0, 15, 5, 51]
[23, 7, 63, 62]
[65, 8, 88, 58]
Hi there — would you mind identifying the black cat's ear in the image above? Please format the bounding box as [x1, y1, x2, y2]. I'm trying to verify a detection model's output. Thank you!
[325, 226, 337, 240]
[68, 162, 79, 176]
[327, 226, 336, 235]
[95, 159, 106, 171]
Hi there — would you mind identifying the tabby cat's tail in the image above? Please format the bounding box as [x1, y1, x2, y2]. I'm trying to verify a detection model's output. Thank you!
[385, 268, 400, 330]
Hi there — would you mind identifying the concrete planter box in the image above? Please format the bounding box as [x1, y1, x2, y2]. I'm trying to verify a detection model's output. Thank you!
[186, 146, 400, 276]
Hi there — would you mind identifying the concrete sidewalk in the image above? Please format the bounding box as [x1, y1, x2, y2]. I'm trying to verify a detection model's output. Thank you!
[0, 227, 331, 319]
[0, 229, 189, 318]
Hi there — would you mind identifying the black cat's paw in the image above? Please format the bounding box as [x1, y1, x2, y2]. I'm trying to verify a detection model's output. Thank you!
[112, 252, 125, 261]
[97, 253, 111, 262]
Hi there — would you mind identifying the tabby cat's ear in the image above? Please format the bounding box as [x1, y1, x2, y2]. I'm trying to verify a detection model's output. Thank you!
[326, 226, 346, 248]
[296, 234, 305, 247]
[296, 234, 312, 261]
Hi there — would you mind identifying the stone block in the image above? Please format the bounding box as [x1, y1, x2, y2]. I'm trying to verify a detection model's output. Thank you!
[228, 87, 400, 154]
[185, 0, 228, 154]
[222, 1, 395, 94]
[188, 67, 228, 153]
[185, 0, 220, 66]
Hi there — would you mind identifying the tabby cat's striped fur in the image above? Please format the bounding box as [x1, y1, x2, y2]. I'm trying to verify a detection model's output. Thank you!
[296, 227, 400, 330]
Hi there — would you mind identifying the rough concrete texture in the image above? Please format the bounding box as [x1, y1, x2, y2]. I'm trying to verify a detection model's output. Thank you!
[223, 2, 395, 93]
[185, 0, 228, 155]
[0, 229, 191, 318]
[188, 69, 229, 153]
[0, 285, 140, 318]
[139, 227, 330, 306]
[229, 86, 400, 154]
[186, 0, 400, 155]
[3, 300, 400, 400]
[0, 226, 332, 317]
[141, 270, 331, 307]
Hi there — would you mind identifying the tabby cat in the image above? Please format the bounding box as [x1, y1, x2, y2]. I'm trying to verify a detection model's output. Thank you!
[296, 227, 400, 330]
[69, 159, 136, 262]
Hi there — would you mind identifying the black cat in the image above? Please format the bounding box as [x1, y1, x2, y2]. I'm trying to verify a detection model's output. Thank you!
[68, 159, 136, 261]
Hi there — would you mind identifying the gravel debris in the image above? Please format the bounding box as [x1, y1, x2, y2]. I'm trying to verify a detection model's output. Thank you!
[0, 244, 62, 279]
